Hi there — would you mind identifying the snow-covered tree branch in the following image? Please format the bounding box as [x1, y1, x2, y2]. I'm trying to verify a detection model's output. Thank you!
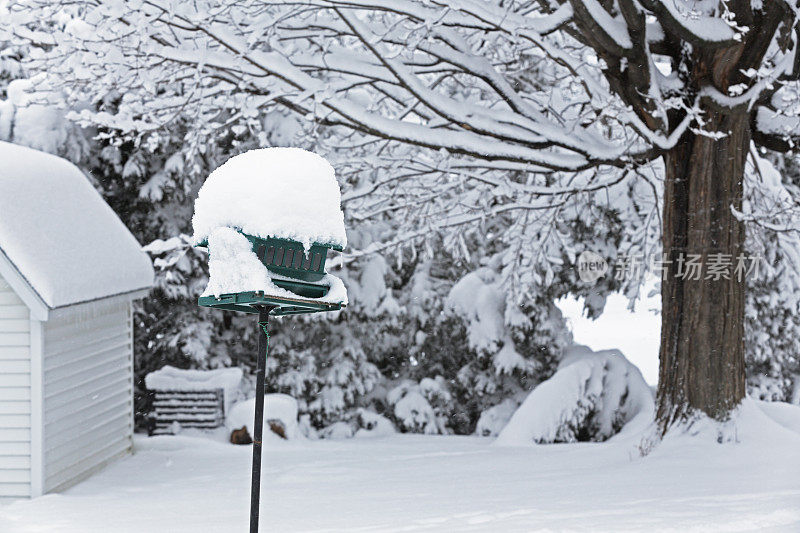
[6, 0, 800, 430]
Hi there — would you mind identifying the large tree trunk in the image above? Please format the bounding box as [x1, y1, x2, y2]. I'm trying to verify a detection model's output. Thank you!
[657, 109, 749, 431]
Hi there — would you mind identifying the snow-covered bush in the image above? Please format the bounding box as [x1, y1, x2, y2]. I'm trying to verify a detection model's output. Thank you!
[496, 346, 653, 445]
[475, 399, 519, 437]
[319, 421, 356, 440]
[354, 409, 396, 438]
[267, 335, 382, 429]
[318, 408, 396, 439]
[419, 264, 570, 434]
[387, 378, 451, 434]
[744, 155, 800, 403]
[227, 394, 302, 441]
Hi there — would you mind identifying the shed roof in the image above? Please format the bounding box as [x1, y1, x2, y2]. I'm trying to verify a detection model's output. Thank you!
[0, 141, 153, 311]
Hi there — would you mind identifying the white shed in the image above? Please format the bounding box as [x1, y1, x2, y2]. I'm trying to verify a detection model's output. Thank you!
[0, 141, 154, 499]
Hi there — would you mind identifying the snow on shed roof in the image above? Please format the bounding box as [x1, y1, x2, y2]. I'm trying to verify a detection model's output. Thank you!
[0, 141, 154, 309]
[191, 147, 347, 250]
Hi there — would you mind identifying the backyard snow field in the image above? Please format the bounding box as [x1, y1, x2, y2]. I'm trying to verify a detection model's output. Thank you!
[1, 401, 799, 532]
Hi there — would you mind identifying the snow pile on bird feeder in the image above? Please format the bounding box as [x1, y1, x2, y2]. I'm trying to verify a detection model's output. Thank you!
[193, 147, 346, 249]
[192, 147, 347, 303]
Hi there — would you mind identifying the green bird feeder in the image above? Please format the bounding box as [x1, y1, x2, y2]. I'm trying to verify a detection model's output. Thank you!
[197, 233, 346, 315]
[191, 147, 348, 533]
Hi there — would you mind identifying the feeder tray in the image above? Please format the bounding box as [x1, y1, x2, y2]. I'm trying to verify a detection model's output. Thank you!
[198, 289, 344, 316]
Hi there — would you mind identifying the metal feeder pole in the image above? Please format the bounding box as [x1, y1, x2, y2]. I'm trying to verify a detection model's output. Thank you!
[250, 306, 273, 533]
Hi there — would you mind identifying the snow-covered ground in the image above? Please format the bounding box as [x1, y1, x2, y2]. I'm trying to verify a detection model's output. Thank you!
[1, 401, 798, 532]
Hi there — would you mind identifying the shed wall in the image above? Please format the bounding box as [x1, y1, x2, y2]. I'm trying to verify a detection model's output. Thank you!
[42, 299, 133, 493]
[0, 274, 32, 498]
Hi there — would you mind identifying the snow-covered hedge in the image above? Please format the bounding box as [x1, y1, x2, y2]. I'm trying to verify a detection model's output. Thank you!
[354, 409, 396, 438]
[475, 399, 519, 437]
[227, 393, 303, 441]
[387, 377, 452, 434]
[318, 408, 397, 439]
[496, 346, 653, 445]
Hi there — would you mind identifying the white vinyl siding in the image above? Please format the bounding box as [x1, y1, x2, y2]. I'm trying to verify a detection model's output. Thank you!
[42, 299, 133, 493]
[0, 274, 31, 498]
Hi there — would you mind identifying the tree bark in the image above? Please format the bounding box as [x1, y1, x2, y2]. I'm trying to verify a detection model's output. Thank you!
[657, 109, 749, 430]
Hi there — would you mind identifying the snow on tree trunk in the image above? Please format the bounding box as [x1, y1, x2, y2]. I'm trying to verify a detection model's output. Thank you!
[658, 111, 749, 430]
[495, 346, 653, 445]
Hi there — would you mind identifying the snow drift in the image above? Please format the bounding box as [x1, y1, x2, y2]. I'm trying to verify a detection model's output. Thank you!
[496, 345, 653, 445]
[5, 400, 800, 531]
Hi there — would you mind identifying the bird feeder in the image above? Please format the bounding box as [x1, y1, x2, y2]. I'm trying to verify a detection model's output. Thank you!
[191, 147, 347, 533]
[197, 232, 345, 315]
